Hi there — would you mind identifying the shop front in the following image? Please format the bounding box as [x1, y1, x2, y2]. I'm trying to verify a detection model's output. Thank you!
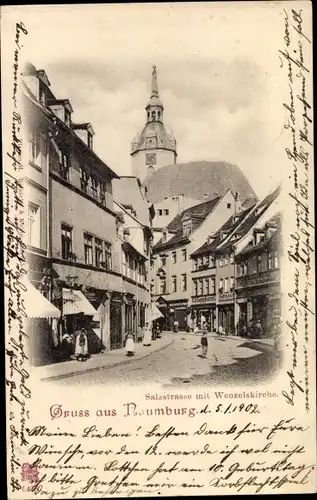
[124, 293, 134, 333]
[267, 291, 281, 333]
[155, 296, 169, 331]
[61, 288, 99, 354]
[190, 294, 216, 331]
[110, 292, 123, 350]
[218, 305, 235, 334]
[236, 282, 281, 337]
[217, 291, 235, 334]
[25, 280, 61, 367]
[251, 287, 281, 336]
[169, 300, 188, 330]
[52, 262, 124, 352]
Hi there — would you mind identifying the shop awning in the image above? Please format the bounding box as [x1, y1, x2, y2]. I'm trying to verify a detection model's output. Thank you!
[25, 282, 61, 319]
[62, 289, 97, 316]
[149, 302, 164, 321]
[92, 301, 107, 321]
[122, 241, 148, 261]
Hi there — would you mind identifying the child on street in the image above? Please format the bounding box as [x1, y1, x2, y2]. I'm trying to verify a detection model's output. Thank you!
[201, 331, 208, 358]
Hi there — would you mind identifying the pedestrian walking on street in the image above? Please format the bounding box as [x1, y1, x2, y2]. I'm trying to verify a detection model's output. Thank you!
[201, 331, 208, 358]
[256, 319, 263, 337]
[75, 329, 88, 362]
[125, 331, 135, 356]
[143, 322, 152, 346]
[173, 319, 179, 333]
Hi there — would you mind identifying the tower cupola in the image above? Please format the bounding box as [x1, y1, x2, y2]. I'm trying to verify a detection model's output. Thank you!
[131, 65, 177, 182]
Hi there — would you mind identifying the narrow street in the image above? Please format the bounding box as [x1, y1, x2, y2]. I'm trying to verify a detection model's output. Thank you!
[56, 333, 279, 388]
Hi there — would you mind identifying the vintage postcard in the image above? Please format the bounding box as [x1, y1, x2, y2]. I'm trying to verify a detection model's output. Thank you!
[2, 1, 316, 498]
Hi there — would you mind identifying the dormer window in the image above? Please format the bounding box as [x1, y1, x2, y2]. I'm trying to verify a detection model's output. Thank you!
[65, 109, 71, 127]
[255, 231, 265, 245]
[183, 219, 192, 237]
[39, 81, 47, 107]
[220, 231, 227, 241]
[48, 99, 73, 127]
[255, 206, 266, 217]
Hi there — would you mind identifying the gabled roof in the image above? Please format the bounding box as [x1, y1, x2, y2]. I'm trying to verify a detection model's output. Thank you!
[216, 185, 281, 254]
[190, 205, 255, 257]
[153, 195, 222, 251]
[238, 228, 281, 257]
[112, 177, 152, 227]
[237, 213, 281, 257]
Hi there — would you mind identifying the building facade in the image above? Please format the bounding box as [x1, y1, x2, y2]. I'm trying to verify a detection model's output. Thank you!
[189, 205, 252, 332]
[23, 63, 147, 366]
[189, 186, 281, 335]
[114, 198, 153, 342]
[23, 67, 52, 290]
[152, 194, 201, 231]
[131, 65, 177, 182]
[235, 215, 281, 336]
[152, 191, 236, 330]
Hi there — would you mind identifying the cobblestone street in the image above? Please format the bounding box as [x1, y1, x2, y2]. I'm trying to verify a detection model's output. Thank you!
[55, 333, 278, 388]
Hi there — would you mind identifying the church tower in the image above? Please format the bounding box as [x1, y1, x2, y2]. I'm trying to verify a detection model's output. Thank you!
[131, 65, 177, 182]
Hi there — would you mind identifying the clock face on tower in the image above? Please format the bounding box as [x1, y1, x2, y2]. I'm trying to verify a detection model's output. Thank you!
[146, 153, 157, 165]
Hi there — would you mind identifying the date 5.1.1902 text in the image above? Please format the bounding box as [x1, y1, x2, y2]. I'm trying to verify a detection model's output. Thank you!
[216, 403, 260, 415]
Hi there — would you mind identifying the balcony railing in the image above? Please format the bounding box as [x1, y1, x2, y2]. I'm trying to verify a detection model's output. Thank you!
[236, 268, 280, 289]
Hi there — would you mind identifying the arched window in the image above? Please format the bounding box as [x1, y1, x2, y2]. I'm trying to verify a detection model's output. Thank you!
[151, 111, 155, 120]
[147, 111, 150, 120]
[158, 111, 161, 121]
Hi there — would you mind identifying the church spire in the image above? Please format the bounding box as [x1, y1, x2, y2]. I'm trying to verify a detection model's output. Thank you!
[146, 65, 163, 123]
[151, 65, 159, 98]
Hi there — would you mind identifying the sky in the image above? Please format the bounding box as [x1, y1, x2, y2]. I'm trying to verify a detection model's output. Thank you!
[4, 2, 290, 198]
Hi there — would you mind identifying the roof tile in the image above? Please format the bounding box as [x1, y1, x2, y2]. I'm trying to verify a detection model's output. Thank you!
[154, 196, 222, 251]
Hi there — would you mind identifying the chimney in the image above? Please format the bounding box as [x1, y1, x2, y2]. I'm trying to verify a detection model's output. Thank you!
[235, 192, 242, 213]
[203, 193, 209, 201]
[178, 193, 184, 214]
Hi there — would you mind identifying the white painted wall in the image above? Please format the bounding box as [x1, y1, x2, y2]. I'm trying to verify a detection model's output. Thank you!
[153, 195, 201, 229]
[190, 191, 236, 252]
